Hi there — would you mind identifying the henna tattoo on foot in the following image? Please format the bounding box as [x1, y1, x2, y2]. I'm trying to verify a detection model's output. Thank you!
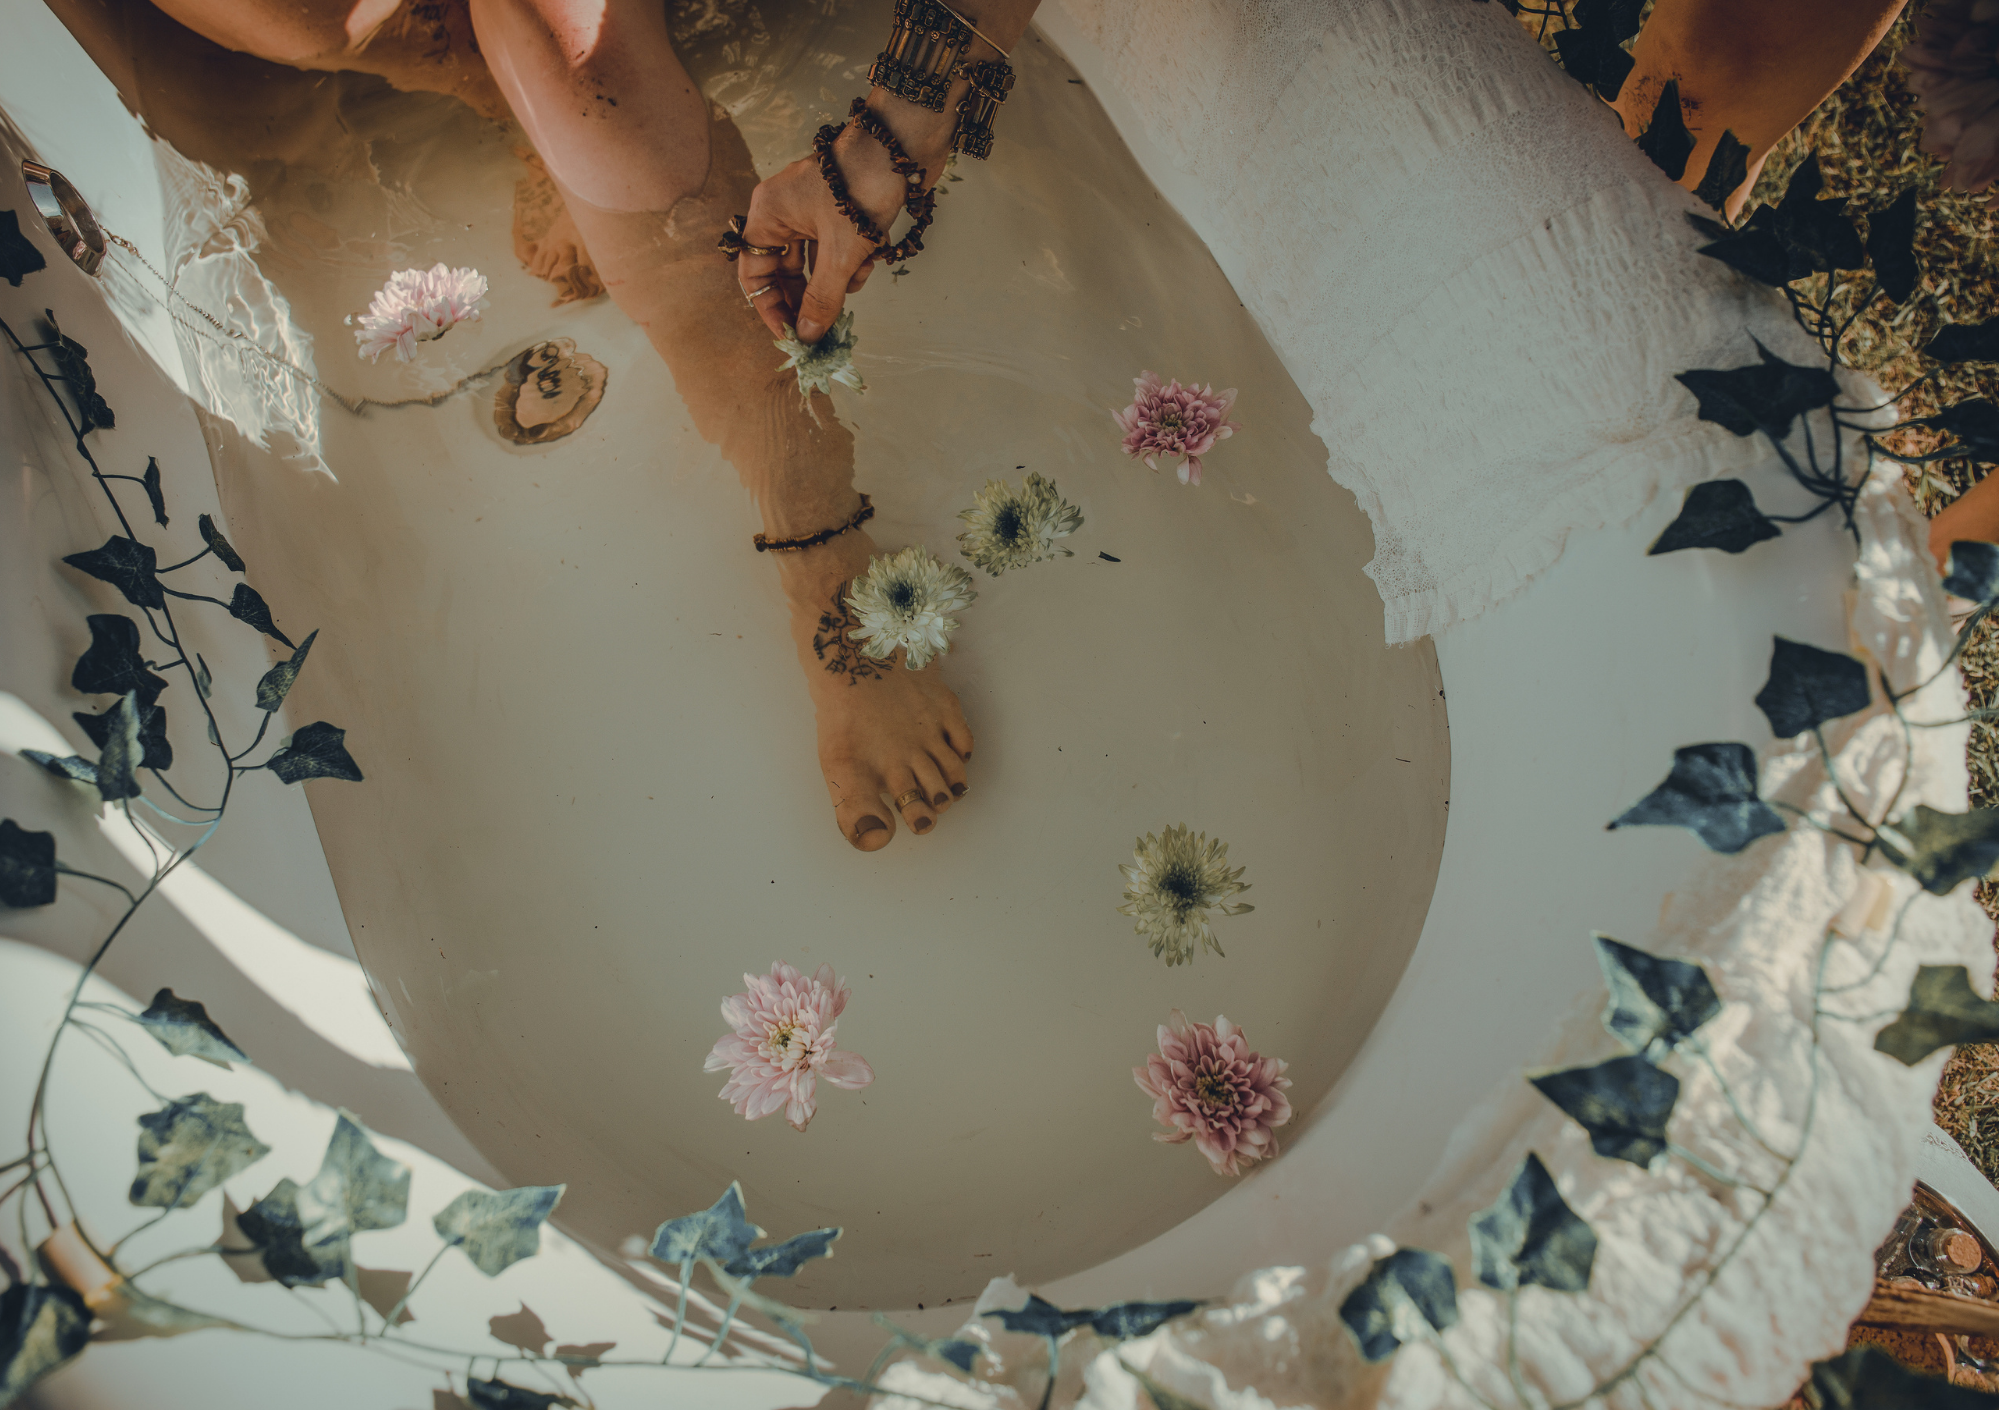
[812, 583, 893, 684]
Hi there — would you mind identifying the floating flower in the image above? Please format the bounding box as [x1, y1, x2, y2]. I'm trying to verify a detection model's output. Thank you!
[352, 263, 489, 363]
[846, 546, 977, 670]
[1112, 370, 1240, 485]
[957, 471, 1085, 576]
[776, 309, 866, 405]
[703, 961, 873, 1132]
[1134, 1010, 1291, 1177]
[1117, 823, 1253, 965]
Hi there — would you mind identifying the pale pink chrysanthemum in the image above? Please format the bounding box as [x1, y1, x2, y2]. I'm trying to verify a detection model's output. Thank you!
[703, 961, 874, 1132]
[1112, 371, 1240, 485]
[1899, 0, 1997, 202]
[1133, 1010, 1291, 1177]
[353, 263, 490, 363]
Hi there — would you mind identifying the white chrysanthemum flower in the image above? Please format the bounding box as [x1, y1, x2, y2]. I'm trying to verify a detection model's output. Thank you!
[352, 263, 489, 363]
[775, 310, 866, 404]
[956, 472, 1085, 576]
[846, 547, 977, 671]
[1118, 824, 1254, 966]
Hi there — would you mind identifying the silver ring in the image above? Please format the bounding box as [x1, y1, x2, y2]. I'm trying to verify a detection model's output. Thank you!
[744, 283, 778, 303]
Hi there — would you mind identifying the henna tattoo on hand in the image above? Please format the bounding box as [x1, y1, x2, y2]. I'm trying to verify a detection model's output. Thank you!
[812, 583, 892, 684]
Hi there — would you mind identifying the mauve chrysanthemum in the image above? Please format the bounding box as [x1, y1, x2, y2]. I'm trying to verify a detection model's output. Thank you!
[1134, 1010, 1292, 1177]
[1112, 371, 1240, 485]
[352, 263, 489, 363]
[703, 961, 873, 1132]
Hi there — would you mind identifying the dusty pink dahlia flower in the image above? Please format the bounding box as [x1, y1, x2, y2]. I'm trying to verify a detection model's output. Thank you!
[353, 263, 490, 363]
[1113, 371, 1240, 485]
[1134, 1010, 1291, 1177]
[704, 961, 874, 1132]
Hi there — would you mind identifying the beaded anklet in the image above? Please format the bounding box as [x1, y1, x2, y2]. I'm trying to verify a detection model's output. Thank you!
[753, 493, 876, 553]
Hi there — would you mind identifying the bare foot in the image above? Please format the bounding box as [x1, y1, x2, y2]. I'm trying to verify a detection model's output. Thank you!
[778, 537, 974, 851]
[512, 148, 608, 306]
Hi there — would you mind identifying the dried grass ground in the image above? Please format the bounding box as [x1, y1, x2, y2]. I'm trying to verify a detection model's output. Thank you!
[1517, 4, 1998, 1184]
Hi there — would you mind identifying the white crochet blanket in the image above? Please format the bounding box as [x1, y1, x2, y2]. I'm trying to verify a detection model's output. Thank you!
[1041, 0, 1822, 643]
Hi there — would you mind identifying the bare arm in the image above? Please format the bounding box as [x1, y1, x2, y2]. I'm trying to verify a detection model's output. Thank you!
[736, 0, 1044, 342]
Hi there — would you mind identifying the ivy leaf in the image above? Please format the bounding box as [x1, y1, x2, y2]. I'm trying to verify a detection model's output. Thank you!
[466, 1375, 567, 1410]
[255, 629, 318, 712]
[1808, 1342, 1992, 1409]
[0, 1283, 90, 1406]
[934, 1339, 980, 1373]
[1336, 1248, 1459, 1363]
[1468, 1152, 1597, 1293]
[1530, 1055, 1680, 1167]
[1550, 0, 1642, 100]
[197, 513, 246, 573]
[1087, 1300, 1201, 1341]
[194, 654, 212, 700]
[1770, 157, 1865, 274]
[433, 1185, 566, 1277]
[1924, 316, 1997, 365]
[1675, 338, 1839, 439]
[1695, 215, 1801, 288]
[93, 691, 145, 803]
[237, 1178, 344, 1287]
[42, 310, 114, 433]
[130, 1092, 271, 1209]
[1635, 80, 1695, 182]
[71, 614, 167, 706]
[1690, 130, 1751, 213]
[720, 1225, 840, 1281]
[1863, 188, 1921, 305]
[227, 583, 294, 649]
[265, 721, 364, 784]
[1908, 400, 1997, 465]
[989, 1293, 1094, 1337]
[1609, 742, 1787, 853]
[1753, 636, 1871, 739]
[140, 457, 168, 527]
[1593, 936, 1721, 1058]
[1876, 805, 1999, 896]
[74, 697, 171, 773]
[0, 818, 58, 908]
[1648, 479, 1782, 555]
[19, 750, 97, 786]
[1943, 540, 1998, 603]
[0, 208, 48, 287]
[649, 1183, 763, 1267]
[135, 987, 250, 1066]
[63, 536, 163, 610]
[295, 1113, 412, 1254]
[1873, 965, 1998, 1065]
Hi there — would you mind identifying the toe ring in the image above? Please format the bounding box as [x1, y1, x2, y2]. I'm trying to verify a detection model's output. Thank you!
[893, 788, 925, 809]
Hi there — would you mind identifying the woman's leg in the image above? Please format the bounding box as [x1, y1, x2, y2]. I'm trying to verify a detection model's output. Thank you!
[147, 0, 510, 120]
[497, 83, 975, 849]
[1617, 0, 1908, 218]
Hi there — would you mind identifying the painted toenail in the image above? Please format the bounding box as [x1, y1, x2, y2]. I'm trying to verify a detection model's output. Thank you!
[915, 817, 933, 833]
[853, 815, 887, 841]
[951, 783, 967, 798]
[933, 792, 949, 807]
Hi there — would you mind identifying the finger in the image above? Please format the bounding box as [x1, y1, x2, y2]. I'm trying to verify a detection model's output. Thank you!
[797, 245, 868, 343]
[846, 259, 877, 295]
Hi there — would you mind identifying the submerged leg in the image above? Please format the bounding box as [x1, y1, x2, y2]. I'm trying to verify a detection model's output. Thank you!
[1617, 0, 1908, 218]
[507, 91, 975, 850]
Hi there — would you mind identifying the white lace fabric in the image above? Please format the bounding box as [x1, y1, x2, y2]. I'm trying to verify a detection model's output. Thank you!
[1046, 0, 1826, 643]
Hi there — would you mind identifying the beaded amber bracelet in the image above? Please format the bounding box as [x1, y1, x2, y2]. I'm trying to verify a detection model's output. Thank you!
[753, 493, 876, 552]
[811, 100, 938, 265]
